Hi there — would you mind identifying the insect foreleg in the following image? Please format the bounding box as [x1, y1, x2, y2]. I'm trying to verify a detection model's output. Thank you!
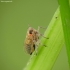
[39, 33, 49, 39]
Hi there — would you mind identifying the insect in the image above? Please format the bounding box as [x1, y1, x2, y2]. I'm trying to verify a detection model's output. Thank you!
[24, 26, 48, 55]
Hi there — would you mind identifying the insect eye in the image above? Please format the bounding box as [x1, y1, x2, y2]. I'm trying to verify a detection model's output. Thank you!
[29, 30, 33, 34]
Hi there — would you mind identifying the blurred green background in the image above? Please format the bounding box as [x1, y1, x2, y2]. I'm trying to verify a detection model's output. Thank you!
[0, 0, 69, 70]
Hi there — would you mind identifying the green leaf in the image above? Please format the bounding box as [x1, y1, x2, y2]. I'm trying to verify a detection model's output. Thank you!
[58, 0, 70, 68]
[24, 8, 64, 70]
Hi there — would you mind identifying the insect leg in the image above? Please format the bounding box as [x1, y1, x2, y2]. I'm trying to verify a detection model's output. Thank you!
[37, 26, 49, 39]
[39, 33, 49, 39]
[34, 41, 40, 55]
[37, 40, 47, 47]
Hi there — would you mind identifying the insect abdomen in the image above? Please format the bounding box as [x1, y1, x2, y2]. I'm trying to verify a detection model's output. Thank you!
[26, 44, 31, 54]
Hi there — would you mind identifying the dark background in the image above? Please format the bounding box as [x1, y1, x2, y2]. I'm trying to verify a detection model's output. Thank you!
[0, 0, 69, 70]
